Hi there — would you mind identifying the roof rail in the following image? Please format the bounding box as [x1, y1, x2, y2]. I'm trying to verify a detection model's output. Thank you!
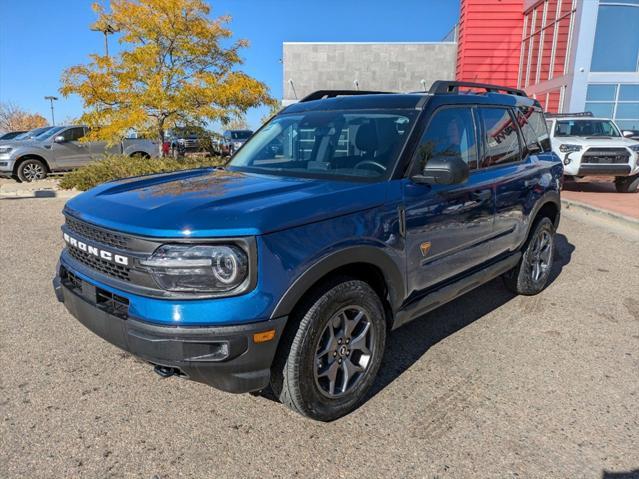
[299, 90, 394, 103]
[544, 111, 594, 118]
[429, 81, 528, 97]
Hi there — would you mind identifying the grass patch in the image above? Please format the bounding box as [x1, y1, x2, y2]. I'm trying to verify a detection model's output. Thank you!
[59, 155, 226, 191]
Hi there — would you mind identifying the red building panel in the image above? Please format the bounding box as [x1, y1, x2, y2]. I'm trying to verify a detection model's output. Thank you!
[456, 0, 525, 87]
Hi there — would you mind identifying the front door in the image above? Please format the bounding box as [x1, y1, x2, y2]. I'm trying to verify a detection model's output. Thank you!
[403, 105, 495, 296]
[50, 127, 89, 169]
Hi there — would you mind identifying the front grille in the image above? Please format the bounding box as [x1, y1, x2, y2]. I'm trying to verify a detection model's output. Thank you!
[65, 216, 130, 250]
[582, 148, 630, 164]
[61, 266, 129, 318]
[96, 289, 129, 319]
[182, 139, 200, 148]
[68, 246, 131, 282]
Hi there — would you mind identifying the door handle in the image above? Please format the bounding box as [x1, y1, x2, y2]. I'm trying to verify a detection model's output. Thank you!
[471, 190, 492, 202]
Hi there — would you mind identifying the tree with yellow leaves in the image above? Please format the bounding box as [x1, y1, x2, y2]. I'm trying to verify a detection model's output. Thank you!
[60, 0, 273, 150]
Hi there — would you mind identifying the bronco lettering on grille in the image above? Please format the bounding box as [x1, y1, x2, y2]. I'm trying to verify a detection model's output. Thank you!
[63, 233, 130, 266]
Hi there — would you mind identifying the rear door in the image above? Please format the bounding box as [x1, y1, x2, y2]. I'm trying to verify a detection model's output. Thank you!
[50, 127, 90, 169]
[403, 105, 496, 295]
[477, 106, 545, 256]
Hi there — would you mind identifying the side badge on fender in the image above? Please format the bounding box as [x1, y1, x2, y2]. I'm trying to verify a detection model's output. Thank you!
[420, 241, 432, 257]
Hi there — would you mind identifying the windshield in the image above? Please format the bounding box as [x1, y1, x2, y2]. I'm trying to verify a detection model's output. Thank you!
[231, 130, 252, 140]
[14, 126, 52, 140]
[34, 126, 65, 140]
[229, 110, 417, 180]
[554, 119, 621, 137]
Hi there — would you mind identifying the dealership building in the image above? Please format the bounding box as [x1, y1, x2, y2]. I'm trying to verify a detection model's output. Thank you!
[282, 0, 639, 130]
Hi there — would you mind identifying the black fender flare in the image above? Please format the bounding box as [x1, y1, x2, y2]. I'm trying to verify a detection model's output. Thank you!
[270, 245, 405, 319]
[518, 190, 561, 249]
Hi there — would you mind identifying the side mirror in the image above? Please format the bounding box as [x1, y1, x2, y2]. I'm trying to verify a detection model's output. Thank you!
[53, 135, 66, 143]
[622, 130, 635, 138]
[412, 155, 470, 185]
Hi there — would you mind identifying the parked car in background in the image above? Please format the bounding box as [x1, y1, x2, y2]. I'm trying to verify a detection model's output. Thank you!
[221, 129, 253, 156]
[1, 126, 53, 143]
[0, 125, 159, 182]
[0, 130, 27, 141]
[546, 113, 639, 193]
[168, 127, 218, 158]
[54, 81, 562, 421]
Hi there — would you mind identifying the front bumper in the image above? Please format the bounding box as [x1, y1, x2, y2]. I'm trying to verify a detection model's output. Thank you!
[53, 273, 287, 393]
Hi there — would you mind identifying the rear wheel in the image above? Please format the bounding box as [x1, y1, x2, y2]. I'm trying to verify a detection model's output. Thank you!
[271, 278, 386, 421]
[614, 175, 639, 193]
[503, 217, 555, 295]
[17, 158, 47, 182]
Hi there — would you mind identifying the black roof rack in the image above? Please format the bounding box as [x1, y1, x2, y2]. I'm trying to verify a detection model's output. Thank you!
[299, 90, 394, 103]
[545, 111, 594, 118]
[429, 81, 528, 98]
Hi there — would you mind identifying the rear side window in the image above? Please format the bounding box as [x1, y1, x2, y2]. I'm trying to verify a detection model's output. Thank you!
[478, 107, 521, 167]
[520, 107, 551, 151]
[412, 106, 478, 171]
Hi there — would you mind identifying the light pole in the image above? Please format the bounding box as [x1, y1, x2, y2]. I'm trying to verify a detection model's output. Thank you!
[91, 23, 119, 58]
[44, 96, 58, 125]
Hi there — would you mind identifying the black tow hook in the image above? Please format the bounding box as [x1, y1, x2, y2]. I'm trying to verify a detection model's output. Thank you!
[153, 365, 179, 378]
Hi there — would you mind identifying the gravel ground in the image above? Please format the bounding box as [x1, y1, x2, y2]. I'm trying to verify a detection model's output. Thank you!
[1, 197, 638, 479]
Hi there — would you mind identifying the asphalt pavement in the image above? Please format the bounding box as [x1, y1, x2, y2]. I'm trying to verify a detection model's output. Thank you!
[1, 197, 638, 478]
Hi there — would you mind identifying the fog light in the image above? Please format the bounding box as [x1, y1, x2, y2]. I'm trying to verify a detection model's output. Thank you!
[564, 157, 572, 166]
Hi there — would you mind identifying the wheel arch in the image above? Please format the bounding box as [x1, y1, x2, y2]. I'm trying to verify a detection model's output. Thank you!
[129, 151, 151, 158]
[270, 246, 405, 323]
[519, 192, 561, 249]
[14, 154, 51, 174]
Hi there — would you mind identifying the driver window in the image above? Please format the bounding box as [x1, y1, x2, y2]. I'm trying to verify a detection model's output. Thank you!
[61, 127, 86, 142]
[412, 107, 478, 173]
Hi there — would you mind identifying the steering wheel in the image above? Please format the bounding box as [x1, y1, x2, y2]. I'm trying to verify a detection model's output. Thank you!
[354, 160, 387, 174]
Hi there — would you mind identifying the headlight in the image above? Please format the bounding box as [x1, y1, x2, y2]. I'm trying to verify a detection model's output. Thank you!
[140, 244, 249, 293]
[559, 144, 582, 153]
[629, 144, 639, 152]
[0, 147, 12, 154]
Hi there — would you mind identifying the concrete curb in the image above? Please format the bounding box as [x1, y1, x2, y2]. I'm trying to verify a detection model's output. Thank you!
[0, 189, 80, 199]
[561, 198, 639, 228]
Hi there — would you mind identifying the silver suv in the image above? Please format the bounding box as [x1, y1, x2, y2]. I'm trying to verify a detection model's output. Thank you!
[0, 126, 159, 182]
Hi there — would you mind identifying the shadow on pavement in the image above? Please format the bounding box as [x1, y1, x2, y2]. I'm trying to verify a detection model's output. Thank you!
[601, 470, 639, 479]
[563, 179, 616, 193]
[366, 232, 575, 402]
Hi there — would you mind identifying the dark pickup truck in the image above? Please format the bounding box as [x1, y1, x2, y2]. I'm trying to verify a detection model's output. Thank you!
[54, 81, 562, 421]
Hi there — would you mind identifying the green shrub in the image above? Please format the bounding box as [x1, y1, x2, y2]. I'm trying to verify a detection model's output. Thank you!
[59, 155, 226, 191]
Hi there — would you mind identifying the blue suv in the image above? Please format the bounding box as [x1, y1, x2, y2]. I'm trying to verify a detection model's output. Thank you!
[54, 81, 562, 421]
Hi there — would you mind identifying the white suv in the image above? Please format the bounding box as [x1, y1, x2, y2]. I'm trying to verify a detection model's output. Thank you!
[546, 113, 639, 193]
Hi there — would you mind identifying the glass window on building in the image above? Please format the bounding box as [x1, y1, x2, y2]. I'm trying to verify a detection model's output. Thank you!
[591, 3, 639, 72]
[585, 84, 639, 130]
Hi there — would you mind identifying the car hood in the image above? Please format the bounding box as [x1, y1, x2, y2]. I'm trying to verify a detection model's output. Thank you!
[64, 168, 388, 238]
[551, 136, 639, 147]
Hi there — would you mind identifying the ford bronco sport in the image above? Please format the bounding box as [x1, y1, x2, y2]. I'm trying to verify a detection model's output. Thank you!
[54, 81, 563, 421]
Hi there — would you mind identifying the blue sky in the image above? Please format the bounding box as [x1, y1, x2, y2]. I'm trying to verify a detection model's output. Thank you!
[0, 0, 459, 130]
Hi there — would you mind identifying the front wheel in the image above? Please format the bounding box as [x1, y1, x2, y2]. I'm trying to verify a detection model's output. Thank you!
[503, 217, 555, 295]
[271, 278, 386, 421]
[17, 159, 48, 182]
[614, 175, 639, 193]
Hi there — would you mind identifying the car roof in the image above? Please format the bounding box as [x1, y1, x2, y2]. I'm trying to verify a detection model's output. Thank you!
[549, 117, 612, 121]
[284, 91, 540, 114]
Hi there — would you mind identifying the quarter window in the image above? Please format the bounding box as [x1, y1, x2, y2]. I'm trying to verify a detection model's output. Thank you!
[516, 107, 551, 153]
[412, 107, 478, 172]
[478, 108, 521, 167]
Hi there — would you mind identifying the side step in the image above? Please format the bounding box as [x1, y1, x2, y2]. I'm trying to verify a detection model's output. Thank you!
[393, 253, 521, 330]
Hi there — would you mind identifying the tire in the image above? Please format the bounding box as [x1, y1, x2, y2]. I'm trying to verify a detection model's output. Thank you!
[503, 217, 555, 296]
[17, 158, 47, 182]
[130, 152, 150, 159]
[614, 175, 639, 193]
[270, 278, 387, 421]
